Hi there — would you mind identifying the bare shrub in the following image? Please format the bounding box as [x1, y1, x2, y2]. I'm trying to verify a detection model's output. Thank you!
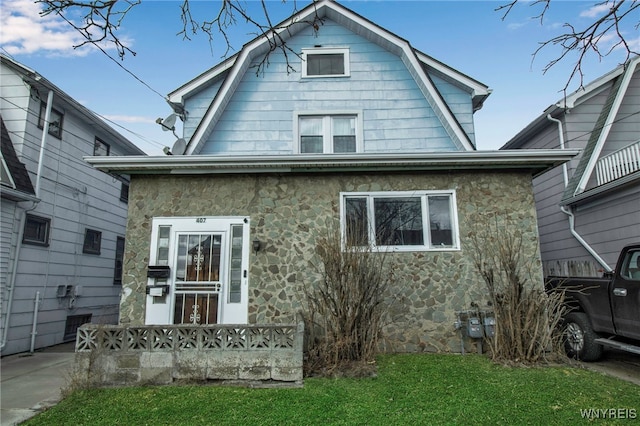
[302, 224, 394, 377]
[468, 213, 568, 364]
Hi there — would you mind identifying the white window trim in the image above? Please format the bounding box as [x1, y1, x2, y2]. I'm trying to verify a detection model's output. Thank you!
[340, 190, 461, 252]
[293, 111, 363, 154]
[301, 47, 350, 78]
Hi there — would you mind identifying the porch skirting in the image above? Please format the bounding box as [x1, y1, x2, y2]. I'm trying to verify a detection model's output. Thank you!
[73, 323, 304, 387]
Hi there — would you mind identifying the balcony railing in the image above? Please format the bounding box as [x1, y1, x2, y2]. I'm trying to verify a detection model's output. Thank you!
[595, 140, 640, 186]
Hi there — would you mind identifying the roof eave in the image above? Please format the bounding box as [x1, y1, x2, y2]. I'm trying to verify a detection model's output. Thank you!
[86, 150, 579, 177]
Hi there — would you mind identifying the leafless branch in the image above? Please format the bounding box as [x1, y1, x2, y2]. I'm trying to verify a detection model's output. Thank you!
[38, 0, 139, 59]
[498, 0, 639, 92]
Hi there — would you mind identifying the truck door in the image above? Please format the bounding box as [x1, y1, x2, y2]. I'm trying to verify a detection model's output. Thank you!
[612, 248, 640, 340]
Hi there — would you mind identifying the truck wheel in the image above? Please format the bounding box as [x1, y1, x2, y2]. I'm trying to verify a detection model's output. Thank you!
[563, 312, 603, 362]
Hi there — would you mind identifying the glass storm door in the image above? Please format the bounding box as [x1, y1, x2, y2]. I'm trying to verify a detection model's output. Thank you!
[145, 217, 249, 325]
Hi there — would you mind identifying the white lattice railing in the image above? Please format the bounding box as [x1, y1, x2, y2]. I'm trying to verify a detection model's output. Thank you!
[76, 324, 300, 352]
[595, 140, 640, 186]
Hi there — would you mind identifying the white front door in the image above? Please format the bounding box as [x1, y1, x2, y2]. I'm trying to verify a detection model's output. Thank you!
[145, 217, 249, 325]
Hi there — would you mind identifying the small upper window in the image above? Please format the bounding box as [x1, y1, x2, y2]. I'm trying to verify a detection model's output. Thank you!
[302, 48, 350, 78]
[94, 137, 110, 156]
[38, 102, 64, 139]
[23, 214, 51, 246]
[83, 229, 102, 255]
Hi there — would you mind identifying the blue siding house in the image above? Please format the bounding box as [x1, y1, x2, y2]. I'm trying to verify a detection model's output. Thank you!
[88, 0, 575, 352]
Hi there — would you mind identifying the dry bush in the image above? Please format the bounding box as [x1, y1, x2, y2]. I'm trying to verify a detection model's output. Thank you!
[469, 214, 568, 364]
[302, 225, 394, 377]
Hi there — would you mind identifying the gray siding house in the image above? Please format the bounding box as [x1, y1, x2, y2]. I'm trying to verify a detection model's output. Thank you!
[503, 56, 640, 277]
[87, 0, 575, 352]
[0, 54, 145, 355]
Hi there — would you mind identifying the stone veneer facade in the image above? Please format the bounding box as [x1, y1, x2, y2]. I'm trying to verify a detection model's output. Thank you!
[120, 171, 543, 353]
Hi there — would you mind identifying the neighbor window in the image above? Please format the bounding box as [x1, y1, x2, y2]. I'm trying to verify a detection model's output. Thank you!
[113, 236, 125, 284]
[342, 191, 459, 251]
[38, 102, 64, 139]
[83, 229, 102, 255]
[120, 181, 129, 203]
[23, 214, 51, 246]
[302, 48, 350, 77]
[94, 137, 110, 156]
[298, 114, 358, 153]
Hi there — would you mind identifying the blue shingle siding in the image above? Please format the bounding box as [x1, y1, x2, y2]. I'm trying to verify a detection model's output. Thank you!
[195, 19, 466, 155]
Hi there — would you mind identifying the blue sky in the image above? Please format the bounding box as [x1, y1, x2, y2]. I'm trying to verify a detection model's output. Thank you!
[2, 0, 638, 154]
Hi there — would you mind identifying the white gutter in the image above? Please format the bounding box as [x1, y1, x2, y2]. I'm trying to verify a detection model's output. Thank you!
[546, 115, 569, 188]
[547, 114, 613, 273]
[85, 150, 579, 174]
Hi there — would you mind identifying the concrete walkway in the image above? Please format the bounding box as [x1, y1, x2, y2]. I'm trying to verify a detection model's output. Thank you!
[1, 343, 75, 426]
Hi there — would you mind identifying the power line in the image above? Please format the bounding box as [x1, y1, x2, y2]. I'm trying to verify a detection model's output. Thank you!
[1, 95, 167, 153]
[56, 12, 167, 101]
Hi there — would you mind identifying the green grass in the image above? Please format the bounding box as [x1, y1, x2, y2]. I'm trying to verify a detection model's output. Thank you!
[26, 354, 638, 425]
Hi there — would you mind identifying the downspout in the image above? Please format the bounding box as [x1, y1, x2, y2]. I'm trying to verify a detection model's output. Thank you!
[546, 114, 612, 273]
[35, 89, 53, 196]
[1, 87, 53, 353]
[0, 202, 38, 352]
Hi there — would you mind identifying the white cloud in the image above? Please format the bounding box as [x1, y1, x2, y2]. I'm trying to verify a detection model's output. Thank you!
[580, 4, 611, 19]
[0, 0, 89, 56]
[102, 114, 157, 124]
[0, 0, 131, 57]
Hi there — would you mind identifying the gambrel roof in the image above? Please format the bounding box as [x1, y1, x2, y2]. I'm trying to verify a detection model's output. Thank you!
[167, 0, 491, 155]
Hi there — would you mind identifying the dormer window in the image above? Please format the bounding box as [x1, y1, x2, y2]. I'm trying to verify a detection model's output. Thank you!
[302, 48, 350, 78]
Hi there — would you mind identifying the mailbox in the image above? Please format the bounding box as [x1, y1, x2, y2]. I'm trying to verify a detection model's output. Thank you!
[147, 265, 170, 279]
[145, 284, 169, 296]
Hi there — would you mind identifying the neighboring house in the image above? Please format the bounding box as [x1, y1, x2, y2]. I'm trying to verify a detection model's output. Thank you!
[0, 55, 146, 356]
[502, 56, 640, 278]
[87, 0, 575, 352]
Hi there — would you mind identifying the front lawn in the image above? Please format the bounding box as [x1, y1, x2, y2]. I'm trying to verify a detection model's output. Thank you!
[26, 354, 638, 425]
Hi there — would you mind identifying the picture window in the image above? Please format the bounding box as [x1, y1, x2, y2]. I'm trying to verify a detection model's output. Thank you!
[342, 191, 459, 251]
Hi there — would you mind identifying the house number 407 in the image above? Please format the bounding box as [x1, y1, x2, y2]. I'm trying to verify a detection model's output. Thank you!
[196, 218, 206, 223]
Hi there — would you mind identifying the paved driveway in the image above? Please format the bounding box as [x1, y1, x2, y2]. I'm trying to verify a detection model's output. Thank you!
[581, 348, 640, 386]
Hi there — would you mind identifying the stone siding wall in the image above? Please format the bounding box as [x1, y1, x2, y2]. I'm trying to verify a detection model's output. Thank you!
[121, 171, 542, 353]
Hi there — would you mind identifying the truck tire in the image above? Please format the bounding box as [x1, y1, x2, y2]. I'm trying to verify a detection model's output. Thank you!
[563, 312, 603, 362]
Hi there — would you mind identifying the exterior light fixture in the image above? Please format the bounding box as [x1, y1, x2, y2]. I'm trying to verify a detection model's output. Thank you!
[252, 238, 261, 254]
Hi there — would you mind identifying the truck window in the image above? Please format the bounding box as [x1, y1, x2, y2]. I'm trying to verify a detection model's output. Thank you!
[621, 250, 640, 281]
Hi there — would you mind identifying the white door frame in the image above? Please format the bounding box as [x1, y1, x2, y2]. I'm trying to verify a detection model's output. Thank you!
[145, 216, 250, 325]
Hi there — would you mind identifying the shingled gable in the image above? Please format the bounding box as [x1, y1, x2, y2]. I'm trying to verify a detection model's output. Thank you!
[168, 0, 490, 156]
[0, 117, 36, 201]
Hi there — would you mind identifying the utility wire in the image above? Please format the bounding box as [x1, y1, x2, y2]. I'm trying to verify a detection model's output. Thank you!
[1, 95, 167, 153]
[56, 13, 167, 101]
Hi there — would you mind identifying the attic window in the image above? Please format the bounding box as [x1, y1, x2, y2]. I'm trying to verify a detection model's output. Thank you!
[302, 48, 350, 78]
[0, 154, 16, 189]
